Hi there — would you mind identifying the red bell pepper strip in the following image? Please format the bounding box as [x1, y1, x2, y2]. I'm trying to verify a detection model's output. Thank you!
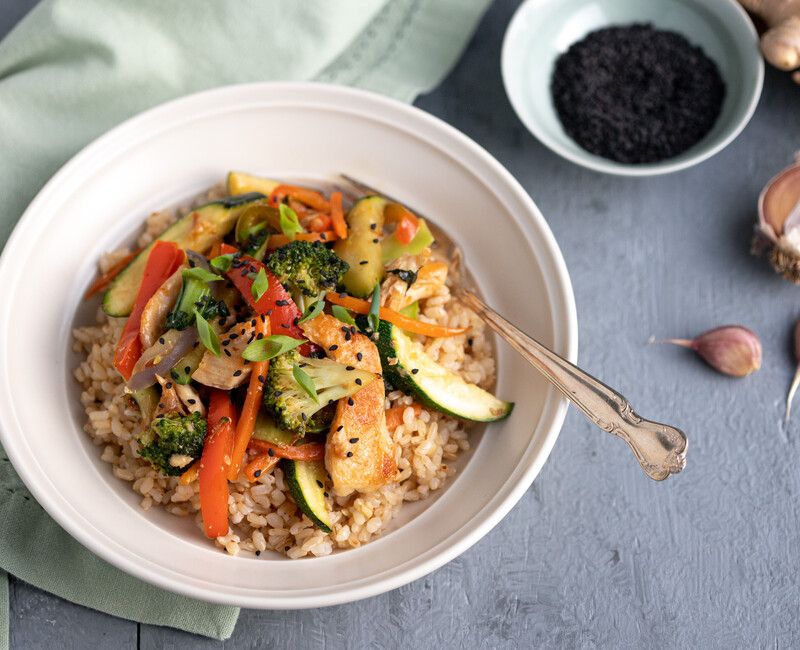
[220, 244, 315, 354]
[199, 390, 237, 539]
[384, 203, 419, 245]
[113, 241, 184, 380]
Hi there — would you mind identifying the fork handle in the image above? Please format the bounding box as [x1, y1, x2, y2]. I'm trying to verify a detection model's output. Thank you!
[459, 291, 687, 480]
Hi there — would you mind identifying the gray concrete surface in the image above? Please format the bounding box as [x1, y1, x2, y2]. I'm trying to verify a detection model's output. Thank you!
[4, 0, 800, 647]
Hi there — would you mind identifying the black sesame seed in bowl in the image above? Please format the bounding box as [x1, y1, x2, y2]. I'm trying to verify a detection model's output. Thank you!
[501, 0, 764, 175]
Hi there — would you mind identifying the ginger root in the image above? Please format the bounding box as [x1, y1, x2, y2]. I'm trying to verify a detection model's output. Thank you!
[739, 0, 800, 83]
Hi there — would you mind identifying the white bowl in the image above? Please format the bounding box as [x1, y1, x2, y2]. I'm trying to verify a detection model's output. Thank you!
[501, 0, 764, 176]
[0, 83, 577, 608]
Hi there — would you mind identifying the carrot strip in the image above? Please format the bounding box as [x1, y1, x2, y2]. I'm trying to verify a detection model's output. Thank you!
[179, 463, 199, 485]
[243, 453, 280, 482]
[227, 315, 271, 480]
[416, 261, 448, 281]
[330, 191, 347, 240]
[247, 439, 325, 461]
[385, 403, 423, 431]
[325, 292, 468, 338]
[304, 213, 332, 233]
[266, 231, 338, 249]
[270, 184, 331, 212]
[208, 241, 222, 259]
[84, 250, 138, 299]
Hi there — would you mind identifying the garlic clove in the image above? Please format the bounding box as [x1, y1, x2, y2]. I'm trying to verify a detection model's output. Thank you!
[755, 160, 800, 283]
[663, 325, 762, 378]
[786, 319, 800, 422]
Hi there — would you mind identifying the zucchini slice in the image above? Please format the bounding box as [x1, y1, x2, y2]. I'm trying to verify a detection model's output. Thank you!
[251, 412, 298, 447]
[334, 196, 387, 297]
[283, 459, 332, 532]
[226, 171, 280, 197]
[102, 193, 265, 317]
[372, 319, 513, 422]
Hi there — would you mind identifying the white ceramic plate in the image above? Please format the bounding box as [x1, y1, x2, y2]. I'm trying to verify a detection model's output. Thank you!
[0, 83, 577, 608]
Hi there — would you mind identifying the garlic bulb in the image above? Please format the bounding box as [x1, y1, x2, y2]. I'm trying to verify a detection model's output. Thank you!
[753, 156, 800, 283]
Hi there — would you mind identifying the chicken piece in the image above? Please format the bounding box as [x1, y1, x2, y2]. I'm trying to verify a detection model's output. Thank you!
[154, 375, 186, 418]
[301, 314, 396, 496]
[191, 320, 255, 390]
[382, 259, 447, 312]
[139, 264, 185, 348]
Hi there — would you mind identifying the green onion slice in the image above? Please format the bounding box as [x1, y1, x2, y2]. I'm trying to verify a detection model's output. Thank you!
[251, 268, 269, 302]
[293, 363, 319, 403]
[195, 312, 220, 356]
[242, 335, 304, 362]
[331, 304, 356, 327]
[279, 204, 303, 241]
[298, 300, 325, 324]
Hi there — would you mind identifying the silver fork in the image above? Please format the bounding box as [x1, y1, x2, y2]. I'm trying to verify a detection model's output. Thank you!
[338, 174, 687, 481]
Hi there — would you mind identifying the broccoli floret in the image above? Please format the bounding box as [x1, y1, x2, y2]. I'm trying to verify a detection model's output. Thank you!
[165, 272, 228, 330]
[264, 349, 375, 435]
[266, 241, 349, 301]
[137, 412, 207, 476]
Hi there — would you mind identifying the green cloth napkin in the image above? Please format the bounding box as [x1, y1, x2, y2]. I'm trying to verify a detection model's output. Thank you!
[0, 0, 490, 643]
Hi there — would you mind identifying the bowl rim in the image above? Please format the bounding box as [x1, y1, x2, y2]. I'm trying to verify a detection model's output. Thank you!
[500, 0, 765, 177]
[0, 82, 578, 608]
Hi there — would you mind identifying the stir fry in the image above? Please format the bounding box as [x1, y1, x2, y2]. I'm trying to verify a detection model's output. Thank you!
[89, 172, 513, 540]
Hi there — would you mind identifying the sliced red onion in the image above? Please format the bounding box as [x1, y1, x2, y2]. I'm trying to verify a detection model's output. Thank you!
[127, 326, 198, 391]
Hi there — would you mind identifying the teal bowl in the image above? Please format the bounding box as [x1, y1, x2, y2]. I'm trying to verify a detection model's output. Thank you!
[501, 0, 764, 176]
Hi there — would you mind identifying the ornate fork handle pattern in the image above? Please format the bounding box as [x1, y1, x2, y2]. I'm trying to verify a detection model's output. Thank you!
[459, 291, 687, 480]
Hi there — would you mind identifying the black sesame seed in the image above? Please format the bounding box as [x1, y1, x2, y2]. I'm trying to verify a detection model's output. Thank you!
[372, 238, 379, 244]
[337, 425, 344, 432]
[370, 223, 377, 230]
[349, 437, 359, 444]
[344, 332, 351, 341]
[346, 451, 353, 457]
[467, 337, 474, 346]
[266, 309, 273, 316]
[301, 412, 308, 421]
[165, 382, 173, 389]
[347, 397, 354, 406]
[274, 390, 283, 397]
[356, 352, 363, 361]
[254, 469, 262, 478]
[260, 314, 267, 323]
[293, 317, 299, 326]
[359, 260, 368, 265]
[258, 374, 266, 382]
[251, 319, 257, 327]
[157, 402, 164, 409]
[233, 369, 243, 377]
[224, 349, 232, 357]
[276, 300, 289, 307]
[411, 368, 419, 374]
[346, 365, 355, 371]
[329, 344, 339, 351]
[324, 491, 329, 497]
[320, 233, 327, 241]
[316, 479, 323, 488]
[222, 339, 230, 347]
[187, 399, 196, 405]
[158, 337, 165, 345]
[268, 448, 275, 457]
[355, 378, 362, 385]
[257, 332, 264, 340]
[184, 366, 191, 373]
[255, 550, 261, 556]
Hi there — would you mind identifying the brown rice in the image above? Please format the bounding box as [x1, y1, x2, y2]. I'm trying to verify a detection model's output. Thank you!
[72, 188, 496, 558]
